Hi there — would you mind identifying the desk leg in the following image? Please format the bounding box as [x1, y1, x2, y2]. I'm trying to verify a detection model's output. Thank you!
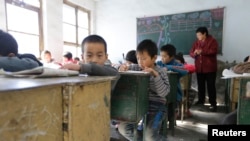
[168, 103, 175, 136]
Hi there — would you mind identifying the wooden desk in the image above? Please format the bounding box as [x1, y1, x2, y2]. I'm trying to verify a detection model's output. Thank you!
[225, 77, 240, 112]
[111, 72, 150, 141]
[237, 78, 250, 124]
[0, 76, 114, 141]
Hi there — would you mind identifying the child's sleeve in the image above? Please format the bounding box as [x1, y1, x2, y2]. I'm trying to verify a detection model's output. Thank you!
[153, 68, 170, 97]
[0, 56, 40, 72]
[79, 63, 118, 76]
[167, 65, 188, 77]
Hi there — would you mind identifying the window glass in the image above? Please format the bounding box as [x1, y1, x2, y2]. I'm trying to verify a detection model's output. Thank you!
[9, 31, 40, 57]
[78, 10, 88, 28]
[63, 23, 76, 43]
[63, 4, 76, 25]
[7, 4, 39, 35]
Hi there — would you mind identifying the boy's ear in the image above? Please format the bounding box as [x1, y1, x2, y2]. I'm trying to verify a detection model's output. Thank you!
[153, 55, 158, 60]
[8, 53, 15, 57]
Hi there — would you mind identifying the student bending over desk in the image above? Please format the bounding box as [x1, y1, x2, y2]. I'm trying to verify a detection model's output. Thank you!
[118, 39, 170, 141]
[0, 29, 42, 72]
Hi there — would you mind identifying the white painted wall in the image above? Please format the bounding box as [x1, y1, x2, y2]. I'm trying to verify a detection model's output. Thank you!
[43, 0, 95, 61]
[95, 0, 250, 64]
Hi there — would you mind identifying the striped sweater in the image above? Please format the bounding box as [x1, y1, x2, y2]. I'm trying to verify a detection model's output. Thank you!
[128, 64, 170, 107]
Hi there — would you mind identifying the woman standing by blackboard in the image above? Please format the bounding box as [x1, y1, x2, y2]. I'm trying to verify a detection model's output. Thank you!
[189, 26, 218, 112]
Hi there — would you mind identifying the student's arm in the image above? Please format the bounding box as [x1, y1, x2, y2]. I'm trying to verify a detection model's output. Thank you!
[166, 65, 188, 77]
[153, 68, 170, 98]
[80, 63, 118, 76]
[0, 57, 40, 72]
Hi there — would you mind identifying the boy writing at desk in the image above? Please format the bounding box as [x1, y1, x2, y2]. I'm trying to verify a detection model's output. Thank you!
[118, 39, 170, 141]
[60, 34, 119, 90]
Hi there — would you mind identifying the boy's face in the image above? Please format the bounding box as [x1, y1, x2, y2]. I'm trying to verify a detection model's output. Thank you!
[82, 42, 107, 65]
[136, 51, 157, 69]
[160, 51, 173, 64]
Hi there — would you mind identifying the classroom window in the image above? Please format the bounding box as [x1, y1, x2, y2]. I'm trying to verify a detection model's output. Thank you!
[5, 0, 42, 57]
[63, 1, 90, 58]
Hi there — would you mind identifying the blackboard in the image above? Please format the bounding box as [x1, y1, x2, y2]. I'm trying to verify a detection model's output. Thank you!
[136, 8, 224, 55]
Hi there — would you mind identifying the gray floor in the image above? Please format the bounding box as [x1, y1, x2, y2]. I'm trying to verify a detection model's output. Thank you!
[110, 89, 228, 141]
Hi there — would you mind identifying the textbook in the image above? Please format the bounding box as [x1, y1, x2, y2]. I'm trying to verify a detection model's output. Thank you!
[0, 66, 79, 78]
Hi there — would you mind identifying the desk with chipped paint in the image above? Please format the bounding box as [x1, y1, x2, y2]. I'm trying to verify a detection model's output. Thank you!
[0, 76, 114, 141]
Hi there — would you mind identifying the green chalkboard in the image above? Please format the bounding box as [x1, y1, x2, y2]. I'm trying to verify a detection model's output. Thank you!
[137, 8, 224, 55]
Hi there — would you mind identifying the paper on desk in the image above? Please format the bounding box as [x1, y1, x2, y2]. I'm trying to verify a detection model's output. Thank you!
[3, 66, 79, 78]
[221, 69, 250, 79]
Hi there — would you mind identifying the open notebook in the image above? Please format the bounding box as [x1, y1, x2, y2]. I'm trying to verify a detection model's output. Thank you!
[0, 66, 79, 78]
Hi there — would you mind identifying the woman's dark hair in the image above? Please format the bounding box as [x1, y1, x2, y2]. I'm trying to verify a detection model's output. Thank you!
[196, 26, 209, 37]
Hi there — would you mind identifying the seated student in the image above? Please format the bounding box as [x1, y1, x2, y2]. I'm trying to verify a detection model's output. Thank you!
[113, 50, 138, 70]
[60, 34, 119, 90]
[118, 39, 170, 141]
[61, 51, 74, 65]
[40, 50, 61, 69]
[40, 50, 55, 64]
[175, 52, 196, 74]
[0, 29, 41, 72]
[220, 55, 250, 125]
[156, 44, 189, 117]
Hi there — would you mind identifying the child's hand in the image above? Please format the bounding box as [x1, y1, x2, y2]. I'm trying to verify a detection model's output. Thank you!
[143, 67, 159, 77]
[60, 63, 80, 71]
[119, 64, 129, 71]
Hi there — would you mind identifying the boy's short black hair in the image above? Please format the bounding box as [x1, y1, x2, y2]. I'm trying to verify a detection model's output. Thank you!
[196, 26, 209, 36]
[81, 35, 107, 53]
[137, 39, 158, 58]
[125, 50, 138, 64]
[160, 44, 176, 57]
[0, 30, 18, 56]
[63, 51, 73, 59]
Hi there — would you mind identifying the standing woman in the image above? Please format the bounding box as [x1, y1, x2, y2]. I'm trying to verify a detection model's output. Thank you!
[189, 26, 218, 112]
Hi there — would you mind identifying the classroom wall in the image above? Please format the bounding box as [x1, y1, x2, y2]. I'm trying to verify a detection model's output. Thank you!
[43, 0, 96, 61]
[95, 0, 250, 64]
[0, 0, 96, 62]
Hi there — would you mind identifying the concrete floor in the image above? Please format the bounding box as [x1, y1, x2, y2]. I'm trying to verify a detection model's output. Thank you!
[110, 89, 228, 141]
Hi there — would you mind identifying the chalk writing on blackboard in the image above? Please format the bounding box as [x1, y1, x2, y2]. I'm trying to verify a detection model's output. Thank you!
[137, 8, 224, 55]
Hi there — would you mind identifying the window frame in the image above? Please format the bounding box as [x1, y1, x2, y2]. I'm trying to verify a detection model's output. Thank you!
[63, 0, 91, 58]
[4, 0, 44, 56]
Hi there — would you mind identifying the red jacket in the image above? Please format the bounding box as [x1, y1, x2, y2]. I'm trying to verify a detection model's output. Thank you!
[189, 35, 218, 73]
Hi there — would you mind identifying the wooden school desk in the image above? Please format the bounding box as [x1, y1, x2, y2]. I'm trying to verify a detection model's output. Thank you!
[111, 71, 178, 140]
[0, 76, 115, 141]
[111, 71, 150, 141]
[237, 78, 250, 124]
